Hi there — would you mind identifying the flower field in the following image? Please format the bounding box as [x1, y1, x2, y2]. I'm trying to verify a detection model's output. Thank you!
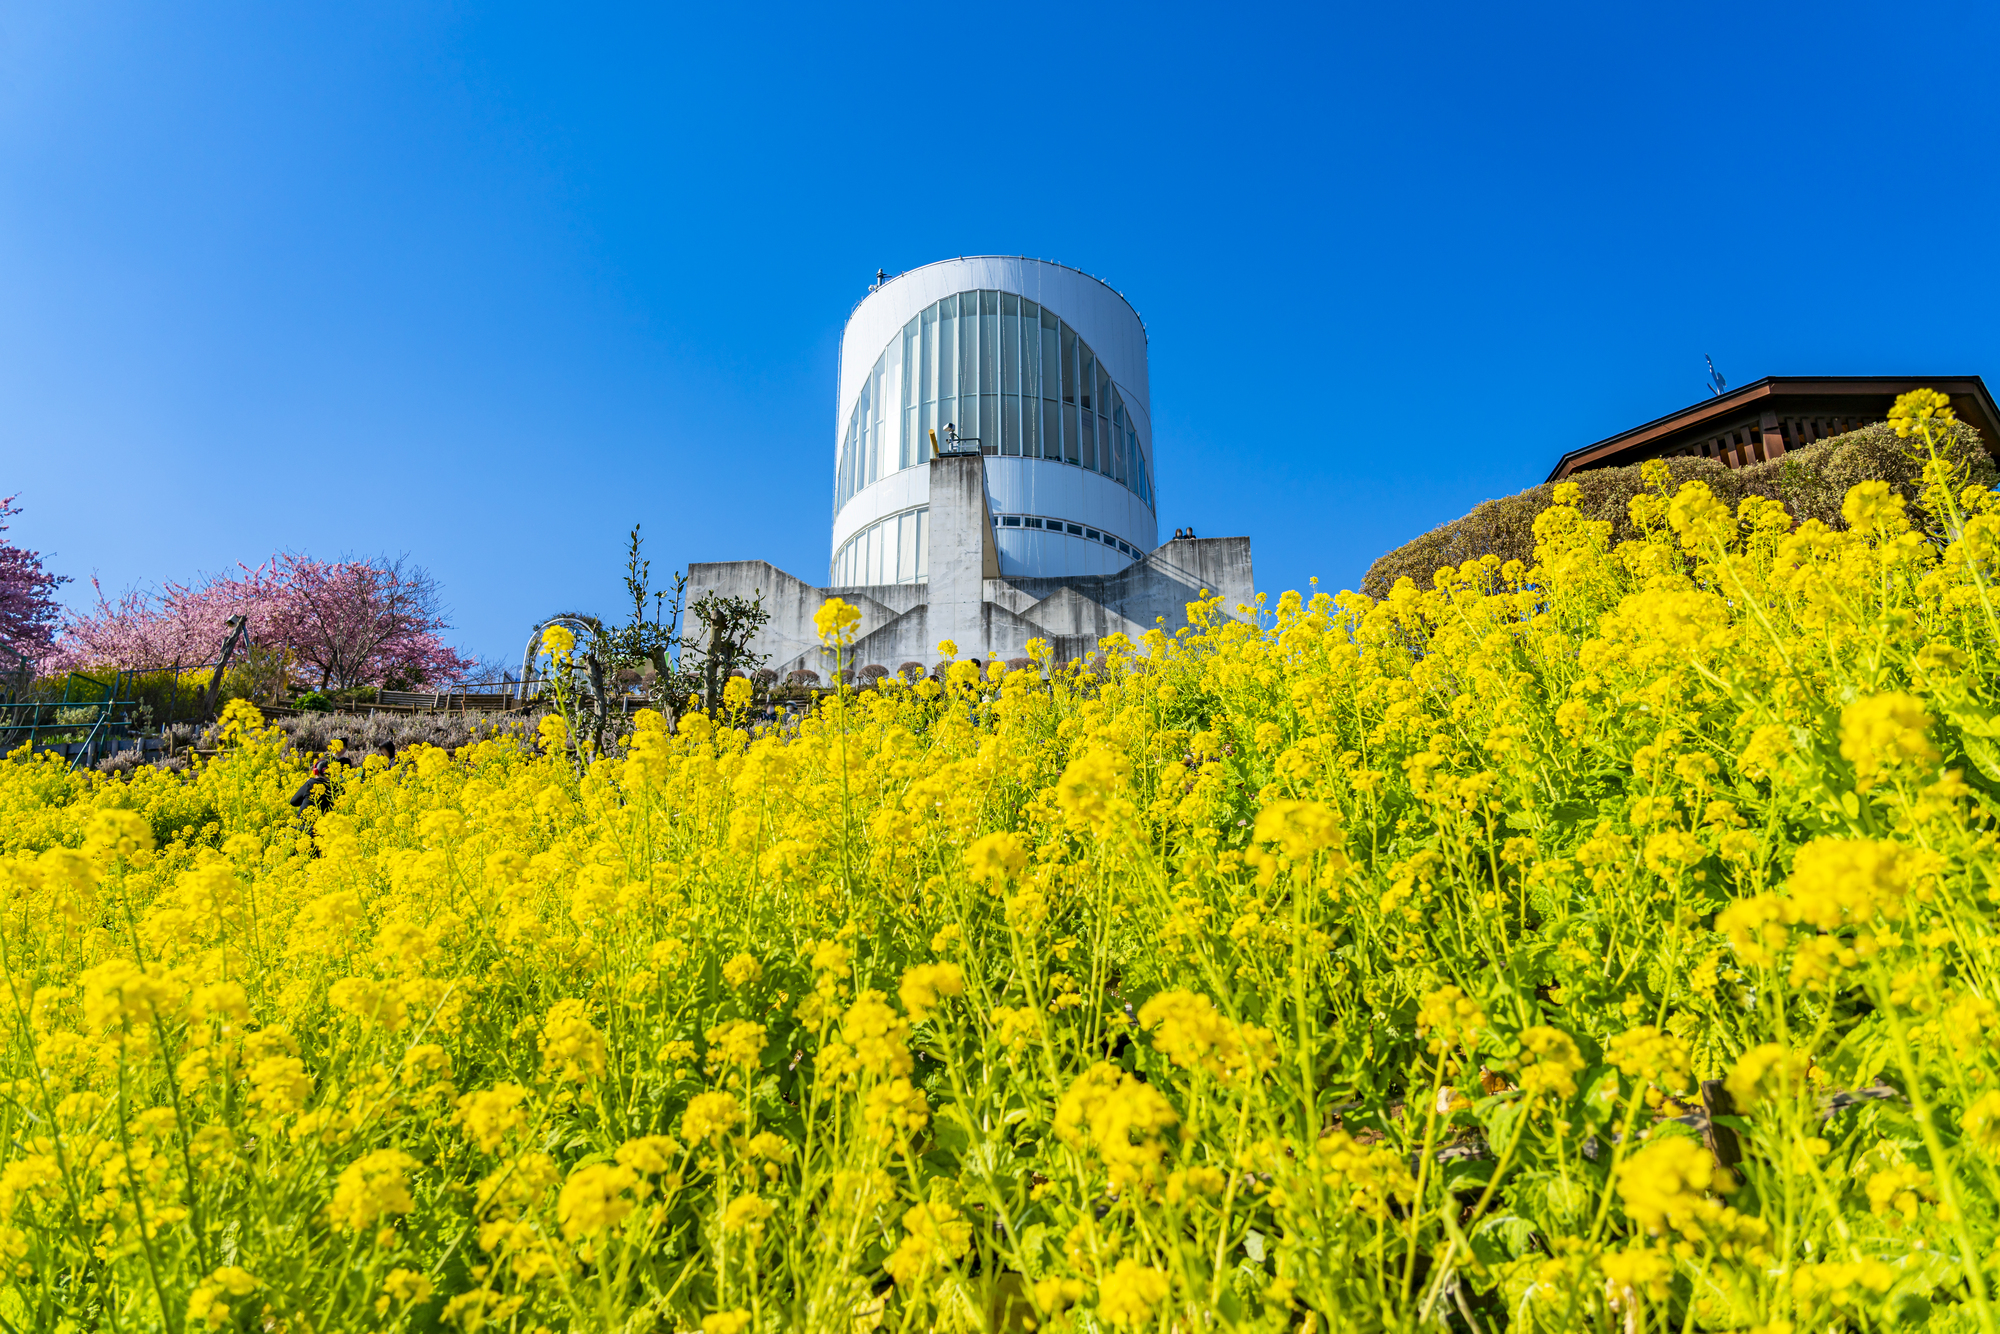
[9, 393, 2000, 1331]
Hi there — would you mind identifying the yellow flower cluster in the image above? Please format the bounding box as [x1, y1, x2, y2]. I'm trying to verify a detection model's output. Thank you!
[3, 395, 1999, 1328]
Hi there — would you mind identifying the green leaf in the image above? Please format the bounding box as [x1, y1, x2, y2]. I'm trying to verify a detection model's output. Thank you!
[1961, 731, 2000, 783]
[1580, 1066, 1621, 1130]
[1468, 1215, 1539, 1267]
[1940, 701, 2000, 738]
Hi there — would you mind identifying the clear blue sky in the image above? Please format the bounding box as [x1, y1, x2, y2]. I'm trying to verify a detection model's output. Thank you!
[5, 3, 1997, 668]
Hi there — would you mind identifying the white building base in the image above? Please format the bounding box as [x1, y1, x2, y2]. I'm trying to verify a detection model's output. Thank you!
[689, 454, 1253, 678]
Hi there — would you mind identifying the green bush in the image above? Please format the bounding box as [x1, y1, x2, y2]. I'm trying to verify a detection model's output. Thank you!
[1361, 419, 1996, 596]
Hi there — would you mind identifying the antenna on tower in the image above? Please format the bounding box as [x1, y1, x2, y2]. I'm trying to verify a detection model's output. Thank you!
[1704, 355, 1728, 398]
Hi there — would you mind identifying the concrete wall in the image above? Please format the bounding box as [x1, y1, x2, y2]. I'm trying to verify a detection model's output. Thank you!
[691, 530, 1255, 679]
[1005, 535, 1256, 635]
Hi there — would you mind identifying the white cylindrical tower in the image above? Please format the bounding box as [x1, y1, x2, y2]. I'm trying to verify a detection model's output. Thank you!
[829, 257, 1157, 586]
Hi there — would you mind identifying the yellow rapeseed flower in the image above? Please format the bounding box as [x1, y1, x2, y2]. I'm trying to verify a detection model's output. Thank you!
[1839, 692, 1938, 789]
[814, 597, 862, 647]
[681, 1091, 744, 1144]
[557, 1162, 641, 1239]
[1096, 1258, 1170, 1328]
[329, 1150, 420, 1233]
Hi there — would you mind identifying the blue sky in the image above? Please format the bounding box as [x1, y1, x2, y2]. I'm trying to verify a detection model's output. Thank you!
[4, 2, 1997, 668]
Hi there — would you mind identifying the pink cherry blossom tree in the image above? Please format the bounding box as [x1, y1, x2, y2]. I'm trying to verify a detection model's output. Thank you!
[49, 564, 280, 673]
[47, 553, 472, 689]
[266, 554, 471, 690]
[0, 496, 69, 668]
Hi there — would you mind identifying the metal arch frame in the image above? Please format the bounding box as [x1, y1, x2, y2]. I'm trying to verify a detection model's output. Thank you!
[518, 613, 605, 699]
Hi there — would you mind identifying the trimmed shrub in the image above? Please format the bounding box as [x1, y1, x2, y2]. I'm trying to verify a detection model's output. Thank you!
[1361, 420, 1995, 597]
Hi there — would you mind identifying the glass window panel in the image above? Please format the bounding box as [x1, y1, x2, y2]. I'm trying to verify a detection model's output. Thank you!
[920, 305, 936, 405]
[1060, 325, 1076, 403]
[980, 394, 997, 455]
[1000, 306, 1018, 393]
[1023, 386, 1040, 457]
[1001, 394, 1020, 455]
[937, 302, 956, 401]
[900, 331, 915, 469]
[1021, 304, 1039, 402]
[1046, 399, 1065, 463]
[1042, 311, 1060, 399]
[1001, 291, 1016, 316]
[981, 289, 996, 315]
[916, 508, 928, 580]
[840, 422, 853, 505]
[1098, 364, 1111, 423]
[1079, 348, 1094, 411]
[959, 306, 977, 404]
[982, 306, 997, 393]
[1080, 406, 1096, 471]
[1063, 403, 1079, 464]
[871, 355, 886, 483]
[919, 401, 932, 455]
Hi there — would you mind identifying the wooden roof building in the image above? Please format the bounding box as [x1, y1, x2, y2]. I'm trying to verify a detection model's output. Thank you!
[1546, 376, 2000, 482]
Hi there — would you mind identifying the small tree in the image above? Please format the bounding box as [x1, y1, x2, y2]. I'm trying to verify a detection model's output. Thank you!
[684, 590, 771, 714]
[603, 524, 689, 711]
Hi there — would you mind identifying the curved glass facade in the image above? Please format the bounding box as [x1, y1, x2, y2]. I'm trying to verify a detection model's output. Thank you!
[834, 290, 1153, 515]
[831, 506, 929, 587]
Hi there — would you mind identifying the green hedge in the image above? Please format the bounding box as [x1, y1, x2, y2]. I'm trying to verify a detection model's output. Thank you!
[1359, 419, 1997, 597]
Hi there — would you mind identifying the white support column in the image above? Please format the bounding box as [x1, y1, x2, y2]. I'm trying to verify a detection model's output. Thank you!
[926, 453, 997, 656]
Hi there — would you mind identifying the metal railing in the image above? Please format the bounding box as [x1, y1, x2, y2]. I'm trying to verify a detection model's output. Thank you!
[0, 670, 141, 771]
[0, 660, 233, 772]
